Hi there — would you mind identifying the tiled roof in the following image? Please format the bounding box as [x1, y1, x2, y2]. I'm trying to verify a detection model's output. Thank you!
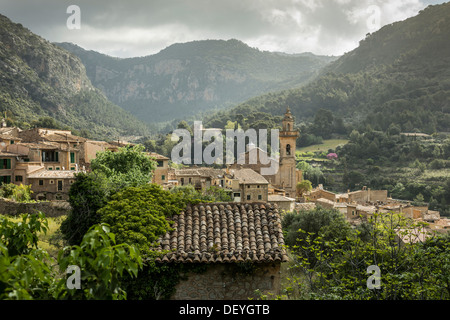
[147, 152, 169, 160]
[174, 168, 224, 179]
[27, 170, 77, 179]
[228, 168, 268, 185]
[155, 202, 288, 264]
[40, 132, 88, 143]
[268, 194, 295, 202]
[0, 134, 22, 141]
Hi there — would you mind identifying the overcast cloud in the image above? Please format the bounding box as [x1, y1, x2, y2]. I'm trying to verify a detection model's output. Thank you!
[0, 0, 447, 58]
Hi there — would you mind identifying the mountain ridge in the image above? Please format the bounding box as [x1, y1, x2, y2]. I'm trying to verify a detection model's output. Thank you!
[56, 39, 337, 124]
[203, 3, 450, 134]
[0, 13, 151, 140]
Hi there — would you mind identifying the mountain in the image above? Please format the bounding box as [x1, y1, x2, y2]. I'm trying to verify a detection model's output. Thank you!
[56, 40, 337, 124]
[0, 14, 150, 140]
[204, 3, 450, 134]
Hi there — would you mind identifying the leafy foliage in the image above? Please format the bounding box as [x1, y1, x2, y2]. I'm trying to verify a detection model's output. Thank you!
[170, 184, 233, 203]
[1, 213, 143, 300]
[55, 224, 142, 300]
[90, 144, 156, 191]
[60, 172, 111, 246]
[98, 184, 188, 254]
[282, 210, 450, 300]
[61, 145, 156, 246]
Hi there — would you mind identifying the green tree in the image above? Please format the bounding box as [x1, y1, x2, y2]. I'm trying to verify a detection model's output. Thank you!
[91, 144, 156, 191]
[296, 180, 312, 199]
[55, 224, 142, 300]
[60, 172, 111, 246]
[62, 145, 156, 246]
[1, 213, 143, 300]
[97, 183, 195, 300]
[98, 184, 189, 254]
[282, 206, 352, 249]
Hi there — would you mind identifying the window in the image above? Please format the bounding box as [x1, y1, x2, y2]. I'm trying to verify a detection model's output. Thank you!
[247, 185, 250, 188]
[161, 175, 166, 181]
[49, 180, 54, 184]
[15, 175, 23, 182]
[39, 180, 44, 186]
[70, 167, 76, 171]
[286, 144, 291, 156]
[0, 176, 11, 184]
[233, 193, 241, 198]
[258, 195, 262, 200]
[47, 166, 53, 170]
[157, 160, 164, 167]
[55, 167, 60, 171]
[247, 195, 251, 200]
[70, 152, 75, 163]
[0, 159, 11, 169]
[181, 178, 184, 185]
[10, 140, 14, 145]
[57, 180, 63, 191]
[42, 151, 59, 162]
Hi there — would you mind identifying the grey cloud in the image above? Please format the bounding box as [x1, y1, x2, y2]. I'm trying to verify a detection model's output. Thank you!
[0, 0, 447, 57]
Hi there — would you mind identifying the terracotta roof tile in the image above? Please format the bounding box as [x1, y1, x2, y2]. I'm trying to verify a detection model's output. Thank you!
[155, 202, 288, 264]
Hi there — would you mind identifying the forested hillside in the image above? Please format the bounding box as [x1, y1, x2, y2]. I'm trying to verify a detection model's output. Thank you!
[56, 40, 336, 125]
[204, 3, 450, 135]
[0, 14, 150, 140]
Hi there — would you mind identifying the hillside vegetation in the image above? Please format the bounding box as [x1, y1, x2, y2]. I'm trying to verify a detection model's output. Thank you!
[56, 40, 336, 125]
[0, 14, 150, 140]
[205, 3, 450, 134]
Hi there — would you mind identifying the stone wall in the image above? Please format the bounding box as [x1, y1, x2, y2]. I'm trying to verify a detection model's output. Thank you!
[0, 198, 70, 217]
[172, 262, 281, 300]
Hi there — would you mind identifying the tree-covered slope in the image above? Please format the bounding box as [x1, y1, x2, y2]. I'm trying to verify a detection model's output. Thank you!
[0, 14, 150, 140]
[204, 3, 450, 134]
[56, 39, 336, 124]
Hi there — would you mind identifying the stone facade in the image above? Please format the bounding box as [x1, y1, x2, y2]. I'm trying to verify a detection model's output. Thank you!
[172, 262, 282, 300]
[149, 152, 170, 185]
[0, 197, 70, 217]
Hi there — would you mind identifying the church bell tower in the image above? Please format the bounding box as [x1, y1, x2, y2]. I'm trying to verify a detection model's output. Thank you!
[278, 107, 300, 196]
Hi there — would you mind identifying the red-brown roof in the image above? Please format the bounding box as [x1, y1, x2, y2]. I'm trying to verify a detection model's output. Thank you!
[155, 202, 288, 264]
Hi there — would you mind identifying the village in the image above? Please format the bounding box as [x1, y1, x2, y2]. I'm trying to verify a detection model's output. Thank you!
[1, 108, 448, 238]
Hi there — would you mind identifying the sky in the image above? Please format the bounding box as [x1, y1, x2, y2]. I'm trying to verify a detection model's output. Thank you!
[0, 0, 447, 58]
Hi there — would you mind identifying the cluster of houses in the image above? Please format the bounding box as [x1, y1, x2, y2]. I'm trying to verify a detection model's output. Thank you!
[2, 109, 448, 300]
[306, 184, 450, 234]
[0, 108, 303, 206]
[0, 122, 126, 201]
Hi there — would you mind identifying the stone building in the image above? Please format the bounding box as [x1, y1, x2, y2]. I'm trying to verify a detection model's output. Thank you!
[230, 108, 302, 198]
[26, 169, 76, 201]
[154, 202, 288, 300]
[224, 168, 269, 203]
[148, 152, 170, 186]
[173, 167, 225, 190]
